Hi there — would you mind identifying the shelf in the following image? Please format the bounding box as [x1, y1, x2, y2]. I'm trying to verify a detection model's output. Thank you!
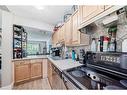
[14, 38, 22, 41]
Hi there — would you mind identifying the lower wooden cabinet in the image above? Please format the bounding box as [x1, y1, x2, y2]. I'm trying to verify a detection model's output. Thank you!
[15, 63, 30, 83]
[47, 60, 53, 87]
[14, 59, 43, 85]
[30, 62, 42, 79]
[47, 60, 66, 90]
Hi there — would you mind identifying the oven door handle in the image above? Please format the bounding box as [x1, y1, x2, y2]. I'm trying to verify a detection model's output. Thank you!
[63, 77, 69, 90]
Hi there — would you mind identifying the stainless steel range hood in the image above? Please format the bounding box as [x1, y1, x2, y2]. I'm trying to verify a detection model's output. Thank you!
[79, 22, 97, 35]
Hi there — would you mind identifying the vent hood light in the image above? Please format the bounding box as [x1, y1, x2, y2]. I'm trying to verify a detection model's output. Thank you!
[34, 6, 44, 10]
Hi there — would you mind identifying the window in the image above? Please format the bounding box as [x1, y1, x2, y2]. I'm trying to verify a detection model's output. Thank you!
[27, 43, 39, 55]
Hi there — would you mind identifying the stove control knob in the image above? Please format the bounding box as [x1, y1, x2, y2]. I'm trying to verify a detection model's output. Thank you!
[93, 76, 96, 79]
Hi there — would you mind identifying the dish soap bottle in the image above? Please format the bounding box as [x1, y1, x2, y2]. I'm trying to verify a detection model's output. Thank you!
[72, 50, 76, 61]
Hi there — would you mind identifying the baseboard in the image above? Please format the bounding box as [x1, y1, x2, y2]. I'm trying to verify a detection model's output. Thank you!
[0, 82, 14, 90]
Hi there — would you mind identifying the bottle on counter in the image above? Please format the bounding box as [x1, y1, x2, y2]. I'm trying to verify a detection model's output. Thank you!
[91, 38, 96, 52]
[109, 38, 116, 52]
[103, 36, 109, 52]
[97, 39, 100, 52]
[72, 50, 76, 61]
[100, 36, 104, 52]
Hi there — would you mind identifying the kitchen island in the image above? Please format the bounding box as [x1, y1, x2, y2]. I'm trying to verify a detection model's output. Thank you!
[12, 55, 83, 89]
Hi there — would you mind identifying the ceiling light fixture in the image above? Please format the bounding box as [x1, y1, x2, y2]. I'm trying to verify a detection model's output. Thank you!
[34, 6, 44, 10]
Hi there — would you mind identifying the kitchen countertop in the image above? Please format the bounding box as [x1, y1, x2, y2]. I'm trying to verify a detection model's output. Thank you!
[12, 55, 83, 71]
[48, 57, 83, 71]
[12, 55, 47, 61]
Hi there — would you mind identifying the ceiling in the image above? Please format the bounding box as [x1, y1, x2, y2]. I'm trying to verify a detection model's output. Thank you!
[6, 5, 72, 26]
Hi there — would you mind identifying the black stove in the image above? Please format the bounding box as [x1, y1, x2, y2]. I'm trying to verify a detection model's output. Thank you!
[63, 52, 127, 90]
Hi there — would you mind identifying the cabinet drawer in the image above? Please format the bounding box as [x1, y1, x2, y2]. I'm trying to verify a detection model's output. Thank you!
[30, 59, 37, 63]
[36, 59, 43, 63]
[14, 60, 25, 66]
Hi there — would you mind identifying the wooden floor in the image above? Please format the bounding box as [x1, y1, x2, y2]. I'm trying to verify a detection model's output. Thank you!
[13, 78, 51, 90]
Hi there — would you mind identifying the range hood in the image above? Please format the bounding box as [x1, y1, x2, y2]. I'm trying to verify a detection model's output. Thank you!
[79, 22, 97, 35]
[102, 12, 118, 27]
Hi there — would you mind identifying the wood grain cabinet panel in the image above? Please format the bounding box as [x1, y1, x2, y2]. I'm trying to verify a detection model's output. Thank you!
[30, 62, 42, 78]
[15, 64, 30, 83]
[47, 60, 53, 87]
[65, 18, 72, 45]
[79, 5, 104, 24]
[72, 11, 79, 44]
[72, 11, 90, 45]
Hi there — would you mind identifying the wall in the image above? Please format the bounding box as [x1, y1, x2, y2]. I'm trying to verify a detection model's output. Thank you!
[0, 10, 1, 29]
[1, 11, 13, 87]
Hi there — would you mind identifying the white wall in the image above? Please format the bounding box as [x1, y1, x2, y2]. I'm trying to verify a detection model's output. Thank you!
[13, 15, 54, 32]
[1, 11, 13, 87]
[0, 10, 2, 28]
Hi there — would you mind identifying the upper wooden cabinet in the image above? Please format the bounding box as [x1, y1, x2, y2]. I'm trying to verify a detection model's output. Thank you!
[52, 31, 59, 47]
[59, 25, 65, 41]
[72, 11, 90, 45]
[52, 5, 116, 46]
[72, 11, 80, 44]
[79, 5, 104, 24]
[65, 18, 72, 45]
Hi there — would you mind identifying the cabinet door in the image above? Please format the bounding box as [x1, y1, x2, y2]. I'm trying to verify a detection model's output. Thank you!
[58, 27, 62, 41]
[47, 61, 52, 86]
[30, 62, 42, 78]
[43, 59, 47, 78]
[72, 11, 80, 44]
[80, 5, 104, 23]
[15, 64, 30, 82]
[61, 25, 65, 41]
[65, 18, 72, 45]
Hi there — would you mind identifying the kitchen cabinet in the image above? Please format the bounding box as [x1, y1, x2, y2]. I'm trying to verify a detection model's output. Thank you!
[59, 25, 65, 41]
[15, 60, 30, 83]
[72, 11, 79, 44]
[52, 31, 59, 47]
[47, 60, 66, 90]
[72, 11, 90, 45]
[30, 62, 42, 79]
[79, 5, 104, 24]
[14, 59, 43, 85]
[47, 60, 53, 87]
[65, 18, 72, 45]
[43, 59, 48, 78]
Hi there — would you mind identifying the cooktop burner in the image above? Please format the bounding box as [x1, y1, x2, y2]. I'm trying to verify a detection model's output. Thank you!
[71, 70, 86, 77]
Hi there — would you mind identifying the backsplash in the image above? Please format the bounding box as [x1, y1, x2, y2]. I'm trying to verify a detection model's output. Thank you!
[67, 7, 127, 54]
